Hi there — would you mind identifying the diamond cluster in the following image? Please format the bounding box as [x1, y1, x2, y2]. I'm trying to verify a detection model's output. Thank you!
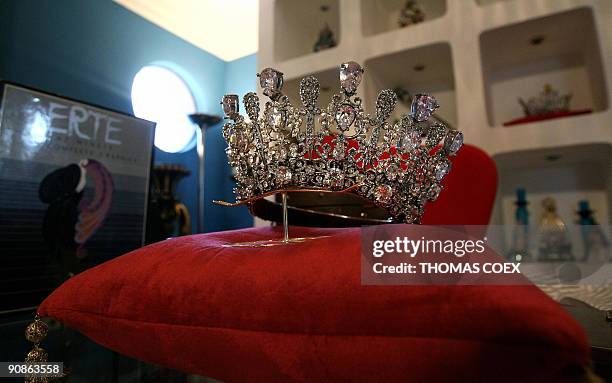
[221, 61, 463, 224]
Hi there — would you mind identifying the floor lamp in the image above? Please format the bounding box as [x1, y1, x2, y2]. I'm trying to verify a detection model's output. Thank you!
[188, 113, 221, 233]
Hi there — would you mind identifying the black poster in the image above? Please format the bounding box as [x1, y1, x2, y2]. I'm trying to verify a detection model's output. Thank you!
[0, 83, 155, 313]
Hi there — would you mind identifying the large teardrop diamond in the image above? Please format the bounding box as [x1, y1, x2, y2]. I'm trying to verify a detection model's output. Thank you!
[335, 104, 356, 131]
[445, 131, 463, 155]
[411, 94, 438, 122]
[259, 68, 283, 97]
[339, 61, 363, 95]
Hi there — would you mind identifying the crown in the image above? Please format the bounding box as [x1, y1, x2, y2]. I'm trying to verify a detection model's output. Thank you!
[219, 61, 463, 224]
[518, 84, 572, 116]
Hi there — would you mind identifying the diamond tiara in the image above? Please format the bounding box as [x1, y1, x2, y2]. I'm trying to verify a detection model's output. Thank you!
[219, 61, 463, 224]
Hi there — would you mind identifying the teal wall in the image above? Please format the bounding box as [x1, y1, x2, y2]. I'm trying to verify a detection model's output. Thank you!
[208, 54, 259, 229]
[0, 0, 255, 232]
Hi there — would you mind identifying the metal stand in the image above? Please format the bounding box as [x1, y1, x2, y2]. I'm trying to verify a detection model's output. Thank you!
[282, 192, 289, 242]
[189, 113, 221, 233]
[221, 191, 329, 247]
[213, 186, 365, 248]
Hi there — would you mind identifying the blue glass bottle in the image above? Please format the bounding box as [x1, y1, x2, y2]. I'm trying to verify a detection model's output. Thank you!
[577, 200, 610, 262]
[516, 188, 529, 226]
[508, 188, 531, 261]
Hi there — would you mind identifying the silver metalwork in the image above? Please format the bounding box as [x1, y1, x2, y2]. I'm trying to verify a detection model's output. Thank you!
[220, 61, 463, 224]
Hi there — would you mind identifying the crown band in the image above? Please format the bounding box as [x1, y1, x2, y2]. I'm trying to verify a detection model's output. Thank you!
[220, 61, 463, 224]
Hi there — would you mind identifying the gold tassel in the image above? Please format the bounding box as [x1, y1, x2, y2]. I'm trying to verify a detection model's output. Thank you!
[24, 315, 50, 383]
[25, 315, 49, 345]
[23, 315, 68, 382]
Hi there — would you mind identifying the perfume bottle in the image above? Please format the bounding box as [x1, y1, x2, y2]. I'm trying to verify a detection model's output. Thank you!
[537, 197, 573, 261]
[508, 188, 531, 261]
[577, 200, 610, 262]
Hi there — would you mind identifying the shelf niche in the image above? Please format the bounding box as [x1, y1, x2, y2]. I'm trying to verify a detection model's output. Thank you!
[364, 42, 457, 127]
[361, 0, 447, 37]
[480, 7, 608, 127]
[490, 143, 612, 262]
[491, 143, 612, 228]
[274, 0, 340, 62]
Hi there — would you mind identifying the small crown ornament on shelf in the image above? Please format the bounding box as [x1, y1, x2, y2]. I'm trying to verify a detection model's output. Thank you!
[518, 84, 572, 116]
[398, 0, 425, 28]
[218, 61, 463, 226]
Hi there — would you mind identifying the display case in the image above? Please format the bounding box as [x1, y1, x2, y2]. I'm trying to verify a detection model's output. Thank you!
[259, 0, 612, 227]
[480, 7, 608, 127]
[491, 143, 612, 227]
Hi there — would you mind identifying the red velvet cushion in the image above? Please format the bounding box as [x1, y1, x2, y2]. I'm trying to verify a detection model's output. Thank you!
[422, 144, 498, 225]
[39, 227, 589, 383]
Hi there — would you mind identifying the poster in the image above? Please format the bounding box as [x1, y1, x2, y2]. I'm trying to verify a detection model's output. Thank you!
[0, 83, 155, 313]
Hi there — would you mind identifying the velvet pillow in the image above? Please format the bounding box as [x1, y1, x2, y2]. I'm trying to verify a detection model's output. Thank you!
[39, 226, 590, 383]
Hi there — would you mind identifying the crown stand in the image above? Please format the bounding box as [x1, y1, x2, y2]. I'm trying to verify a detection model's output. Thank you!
[281, 191, 289, 241]
[214, 187, 362, 247]
[226, 191, 329, 247]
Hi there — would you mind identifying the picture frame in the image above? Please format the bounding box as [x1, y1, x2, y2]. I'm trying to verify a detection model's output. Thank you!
[0, 82, 156, 314]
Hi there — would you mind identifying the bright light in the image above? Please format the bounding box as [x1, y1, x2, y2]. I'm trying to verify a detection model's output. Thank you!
[21, 109, 49, 147]
[29, 110, 49, 144]
[131, 65, 196, 153]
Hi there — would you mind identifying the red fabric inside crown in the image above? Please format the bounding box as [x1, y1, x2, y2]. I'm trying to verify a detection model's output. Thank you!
[39, 226, 589, 383]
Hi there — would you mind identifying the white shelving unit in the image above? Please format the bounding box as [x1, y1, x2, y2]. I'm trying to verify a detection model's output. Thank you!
[258, 0, 612, 225]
